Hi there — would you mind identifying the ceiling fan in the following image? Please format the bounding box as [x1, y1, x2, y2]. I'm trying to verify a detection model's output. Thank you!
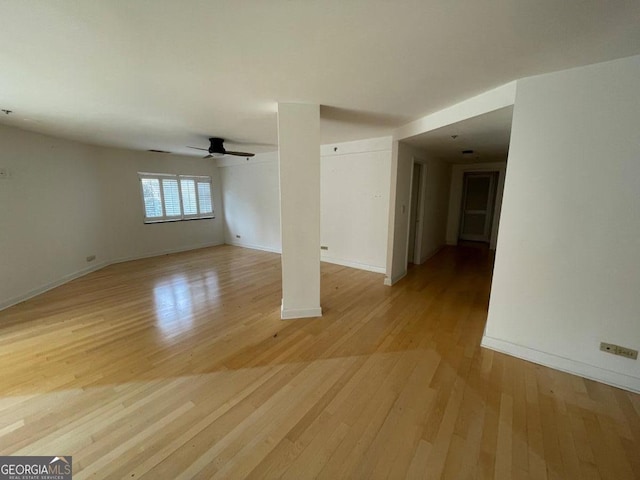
[188, 137, 255, 158]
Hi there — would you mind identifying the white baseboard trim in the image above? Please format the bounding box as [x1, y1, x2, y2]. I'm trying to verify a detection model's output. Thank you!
[320, 256, 385, 274]
[481, 335, 640, 393]
[0, 261, 110, 312]
[111, 242, 224, 265]
[384, 271, 407, 287]
[281, 305, 323, 320]
[226, 243, 385, 275]
[0, 242, 224, 312]
[225, 241, 282, 255]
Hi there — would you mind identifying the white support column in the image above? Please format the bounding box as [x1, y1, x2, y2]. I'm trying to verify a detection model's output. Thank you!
[277, 103, 322, 319]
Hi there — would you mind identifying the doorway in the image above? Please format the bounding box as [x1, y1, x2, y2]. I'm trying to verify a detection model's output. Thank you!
[459, 172, 498, 243]
[408, 162, 424, 264]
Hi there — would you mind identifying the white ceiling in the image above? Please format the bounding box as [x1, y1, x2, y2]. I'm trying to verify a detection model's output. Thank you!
[0, 1, 639, 156]
[404, 106, 514, 164]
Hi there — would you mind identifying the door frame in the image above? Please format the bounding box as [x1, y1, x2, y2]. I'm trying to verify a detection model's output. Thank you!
[404, 158, 428, 267]
[458, 172, 498, 242]
[446, 162, 506, 250]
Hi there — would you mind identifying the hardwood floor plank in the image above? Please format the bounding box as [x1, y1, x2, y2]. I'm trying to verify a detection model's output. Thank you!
[0, 244, 637, 478]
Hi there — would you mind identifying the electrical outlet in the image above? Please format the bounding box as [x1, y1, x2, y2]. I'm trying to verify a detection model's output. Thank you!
[320, 246, 328, 251]
[600, 342, 638, 360]
[86, 255, 96, 262]
[600, 342, 616, 354]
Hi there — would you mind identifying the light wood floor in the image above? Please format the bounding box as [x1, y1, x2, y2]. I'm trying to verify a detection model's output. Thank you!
[0, 245, 638, 479]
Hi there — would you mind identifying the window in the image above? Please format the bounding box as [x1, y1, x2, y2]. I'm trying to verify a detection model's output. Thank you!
[139, 173, 214, 223]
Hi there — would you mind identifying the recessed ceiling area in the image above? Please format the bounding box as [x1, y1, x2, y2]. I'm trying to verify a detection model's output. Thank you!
[0, 1, 639, 155]
[403, 106, 514, 164]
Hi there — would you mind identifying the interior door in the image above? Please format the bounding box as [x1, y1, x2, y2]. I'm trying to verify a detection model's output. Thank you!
[459, 172, 497, 242]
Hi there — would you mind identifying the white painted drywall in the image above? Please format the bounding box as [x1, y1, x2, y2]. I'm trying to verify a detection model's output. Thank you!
[0, 124, 224, 310]
[278, 103, 322, 319]
[219, 152, 282, 253]
[218, 137, 393, 274]
[386, 142, 451, 284]
[386, 142, 412, 284]
[99, 147, 224, 263]
[0, 125, 110, 309]
[395, 82, 517, 141]
[484, 55, 640, 392]
[320, 137, 392, 273]
[446, 162, 507, 249]
[417, 158, 452, 263]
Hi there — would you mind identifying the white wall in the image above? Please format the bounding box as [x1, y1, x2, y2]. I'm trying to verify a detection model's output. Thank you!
[417, 157, 452, 262]
[0, 125, 110, 309]
[99, 148, 224, 262]
[219, 152, 281, 253]
[484, 55, 640, 392]
[385, 141, 451, 285]
[395, 82, 517, 141]
[446, 162, 506, 249]
[219, 137, 393, 274]
[0, 124, 224, 310]
[320, 137, 392, 273]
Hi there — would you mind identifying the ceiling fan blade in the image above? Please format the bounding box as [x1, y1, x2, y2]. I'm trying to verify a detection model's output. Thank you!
[226, 151, 255, 157]
[227, 141, 276, 148]
[203, 154, 214, 159]
[188, 146, 209, 151]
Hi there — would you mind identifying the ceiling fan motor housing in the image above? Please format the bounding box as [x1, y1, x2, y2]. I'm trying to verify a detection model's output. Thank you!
[209, 137, 226, 155]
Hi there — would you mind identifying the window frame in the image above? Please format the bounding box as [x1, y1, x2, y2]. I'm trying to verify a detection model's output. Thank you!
[138, 172, 215, 224]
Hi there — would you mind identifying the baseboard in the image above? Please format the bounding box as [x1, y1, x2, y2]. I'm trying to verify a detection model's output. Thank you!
[0, 261, 110, 312]
[481, 335, 640, 393]
[225, 241, 282, 255]
[1, 242, 224, 312]
[226, 244, 385, 275]
[111, 241, 224, 265]
[281, 305, 323, 320]
[384, 270, 407, 287]
[320, 255, 385, 274]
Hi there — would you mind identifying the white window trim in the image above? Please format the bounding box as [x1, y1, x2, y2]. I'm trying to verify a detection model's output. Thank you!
[138, 172, 215, 224]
